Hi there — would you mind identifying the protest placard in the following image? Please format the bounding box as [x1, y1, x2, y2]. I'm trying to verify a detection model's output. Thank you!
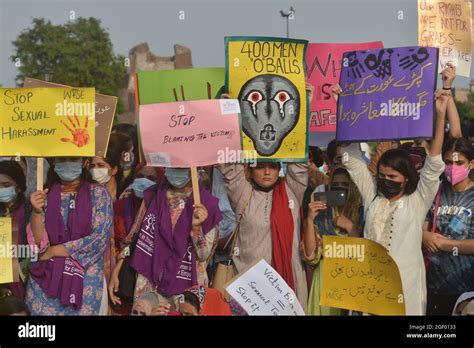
[306, 41, 383, 134]
[0, 218, 13, 284]
[320, 235, 406, 315]
[418, 0, 472, 77]
[225, 36, 308, 161]
[336, 46, 438, 142]
[225, 259, 305, 316]
[23, 78, 117, 157]
[137, 67, 225, 104]
[139, 99, 242, 167]
[0, 87, 96, 157]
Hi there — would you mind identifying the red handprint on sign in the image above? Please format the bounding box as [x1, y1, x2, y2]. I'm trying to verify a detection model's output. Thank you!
[60, 115, 90, 148]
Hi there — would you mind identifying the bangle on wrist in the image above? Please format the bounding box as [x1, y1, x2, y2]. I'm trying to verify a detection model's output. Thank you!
[442, 86, 452, 90]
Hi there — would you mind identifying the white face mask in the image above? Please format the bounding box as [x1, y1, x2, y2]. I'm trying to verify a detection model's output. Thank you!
[90, 168, 112, 184]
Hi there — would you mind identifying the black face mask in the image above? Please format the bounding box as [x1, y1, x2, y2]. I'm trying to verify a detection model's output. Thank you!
[377, 178, 403, 199]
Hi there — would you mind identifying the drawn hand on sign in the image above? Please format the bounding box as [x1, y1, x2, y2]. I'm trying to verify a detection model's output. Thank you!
[346, 52, 367, 79]
[398, 47, 430, 71]
[238, 74, 300, 156]
[60, 115, 90, 148]
[364, 49, 394, 79]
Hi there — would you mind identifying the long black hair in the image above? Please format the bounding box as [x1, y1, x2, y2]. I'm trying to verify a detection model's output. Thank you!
[105, 133, 132, 195]
[442, 137, 474, 162]
[0, 160, 26, 213]
[377, 149, 419, 195]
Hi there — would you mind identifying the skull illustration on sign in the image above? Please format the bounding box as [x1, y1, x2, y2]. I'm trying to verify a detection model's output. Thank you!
[238, 74, 300, 156]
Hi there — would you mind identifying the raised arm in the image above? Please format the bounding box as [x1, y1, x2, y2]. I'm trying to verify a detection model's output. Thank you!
[217, 163, 252, 213]
[285, 162, 309, 204]
[342, 143, 377, 207]
[416, 91, 448, 210]
[441, 63, 462, 139]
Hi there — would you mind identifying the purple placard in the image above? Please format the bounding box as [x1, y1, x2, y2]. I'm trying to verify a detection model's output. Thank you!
[336, 46, 438, 142]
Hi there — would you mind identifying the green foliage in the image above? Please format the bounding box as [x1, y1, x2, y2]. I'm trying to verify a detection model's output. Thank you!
[456, 93, 474, 120]
[11, 17, 126, 114]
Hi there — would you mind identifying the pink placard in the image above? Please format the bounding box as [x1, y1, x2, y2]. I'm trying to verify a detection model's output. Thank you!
[306, 41, 384, 133]
[139, 99, 242, 167]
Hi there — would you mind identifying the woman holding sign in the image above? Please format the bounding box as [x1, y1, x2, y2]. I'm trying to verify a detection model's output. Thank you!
[303, 165, 364, 315]
[25, 157, 113, 315]
[218, 161, 309, 312]
[333, 85, 449, 315]
[0, 160, 30, 301]
[111, 168, 221, 315]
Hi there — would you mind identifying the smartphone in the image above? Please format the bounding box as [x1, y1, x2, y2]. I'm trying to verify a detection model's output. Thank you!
[313, 191, 347, 206]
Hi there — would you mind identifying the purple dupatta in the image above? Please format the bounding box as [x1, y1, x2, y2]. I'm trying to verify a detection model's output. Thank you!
[29, 181, 92, 309]
[130, 181, 221, 296]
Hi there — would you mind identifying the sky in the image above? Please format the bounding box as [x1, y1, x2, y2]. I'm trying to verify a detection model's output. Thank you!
[0, 0, 472, 88]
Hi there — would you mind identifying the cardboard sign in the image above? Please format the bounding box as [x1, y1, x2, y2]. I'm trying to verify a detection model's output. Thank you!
[139, 99, 242, 167]
[306, 41, 384, 133]
[225, 36, 308, 162]
[23, 78, 117, 157]
[337, 46, 438, 142]
[0, 218, 13, 284]
[225, 259, 305, 316]
[137, 67, 225, 104]
[0, 87, 96, 157]
[320, 236, 406, 315]
[418, 0, 472, 77]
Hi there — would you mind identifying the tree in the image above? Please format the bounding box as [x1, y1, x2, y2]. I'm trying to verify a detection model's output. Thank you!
[11, 17, 126, 114]
[456, 93, 474, 120]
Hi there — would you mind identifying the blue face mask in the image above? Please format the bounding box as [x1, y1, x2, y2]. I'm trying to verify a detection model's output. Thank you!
[165, 168, 190, 188]
[132, 178, 155, 198]
[0, 187, 17, 203]
[54, 162, 83, 182]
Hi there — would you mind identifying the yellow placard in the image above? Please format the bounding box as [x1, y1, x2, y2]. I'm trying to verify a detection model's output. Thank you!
[418, 0, 473, 77]
[0, 218, 13, 284]
[226, 37, 308, 161]
[0, 87, 96, 157]
[320, 235, 406, 315]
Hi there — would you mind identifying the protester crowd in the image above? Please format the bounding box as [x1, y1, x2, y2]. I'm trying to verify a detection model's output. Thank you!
[0, 64, 473, 317]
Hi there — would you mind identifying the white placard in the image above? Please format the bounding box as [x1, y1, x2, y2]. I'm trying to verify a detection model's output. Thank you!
[225, 259, 305, 316]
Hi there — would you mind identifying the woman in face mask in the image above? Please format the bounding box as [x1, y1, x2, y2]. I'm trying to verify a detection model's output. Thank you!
[108, 163, 158, 313]
[120, 141, 135, 181]
[25, 157, 113, 315]
[332, 85, 449, 315]
[89, 156, 120, 200]
[303, 166, 364, 315]
[0, 161, 29, 300]
[90, 133, 133, 201]
[423, 137, 474, 315]
[218, 160, 310, 313]
[110, 167, 221, 315]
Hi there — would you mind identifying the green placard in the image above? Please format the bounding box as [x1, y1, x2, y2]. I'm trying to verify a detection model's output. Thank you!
[137, 67, 225, 104]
